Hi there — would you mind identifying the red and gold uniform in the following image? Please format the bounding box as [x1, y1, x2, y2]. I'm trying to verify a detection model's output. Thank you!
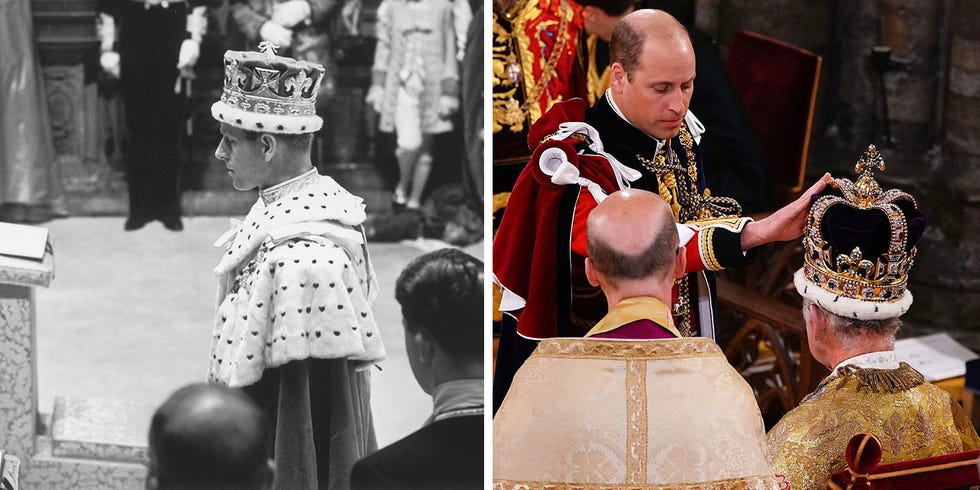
[493, 97, 753, 410]
[492, 0, 587, 193]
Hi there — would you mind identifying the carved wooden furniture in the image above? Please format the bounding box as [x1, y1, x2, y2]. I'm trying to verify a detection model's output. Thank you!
[718, 278, 828, 420]
[718, 31, 826, 422]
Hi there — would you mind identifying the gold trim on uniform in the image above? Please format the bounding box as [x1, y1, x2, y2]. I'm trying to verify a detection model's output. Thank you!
[492, 0, 576, 134]
[585, 35, 610, 105]
[688, 216, 751, 233]
[699, 227, 723, 271]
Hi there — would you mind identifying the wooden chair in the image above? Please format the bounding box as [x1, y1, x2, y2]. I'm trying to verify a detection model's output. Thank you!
[722, 30, 823, 300]
[725, 30, 822, 208]
[827, 433, 980, 490]
[718, 31, 825, 421]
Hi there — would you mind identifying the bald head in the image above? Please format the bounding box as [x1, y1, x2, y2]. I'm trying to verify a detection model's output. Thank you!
[148, 383, 270, 490]
[611, 9, 692, 81]
[587, 189, 679, 282]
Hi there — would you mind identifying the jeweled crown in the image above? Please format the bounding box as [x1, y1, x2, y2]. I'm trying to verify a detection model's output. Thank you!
[800, 145, 925, 307]
[211, 44, 325, 134]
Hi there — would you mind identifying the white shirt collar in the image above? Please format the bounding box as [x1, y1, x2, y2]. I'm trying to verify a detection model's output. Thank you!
[832, 350, 900, 377]
[605, 89, 668, 156]
[427, 378, 484, 425]
[259, 168, 319, 205]
[605, 88, 705, 146]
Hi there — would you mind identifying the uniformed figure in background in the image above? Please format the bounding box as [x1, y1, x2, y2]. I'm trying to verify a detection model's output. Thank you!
[97, 0, 219, 231]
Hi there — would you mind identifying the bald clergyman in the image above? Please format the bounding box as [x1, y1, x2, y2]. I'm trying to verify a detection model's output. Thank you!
[493, 8, 829, 411]
[583, 189, 687, 339]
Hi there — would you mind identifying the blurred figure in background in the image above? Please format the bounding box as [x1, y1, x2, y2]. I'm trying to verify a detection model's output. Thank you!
[366, 0, 467, 211]
[227, 0, 340, 106]
[96, 0, 218, 231]
[0, 0, 65, 224]
[146, 383, 274, 490]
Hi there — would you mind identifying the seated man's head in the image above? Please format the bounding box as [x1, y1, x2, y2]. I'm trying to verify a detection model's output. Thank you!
[802, 299, 902, 369]
[585, 189, 684, 305]
[395, 248, 483, 393]
[609, 9, 695, 140]
[793, 146, 926, 370]
[210, 49, 326, 191]
[146, 383, 272, 490]
[573, 0, 635, 41]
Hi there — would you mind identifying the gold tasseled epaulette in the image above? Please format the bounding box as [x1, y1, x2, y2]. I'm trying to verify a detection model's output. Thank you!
[836, 362, 925, 394]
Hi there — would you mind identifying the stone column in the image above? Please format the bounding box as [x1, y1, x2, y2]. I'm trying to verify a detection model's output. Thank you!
[878, 0, 943, 152]
[908, 0, 980, 348]
[833, 1, 880, 148]
[0, 253, 52, 462]
[1, 249, 145, 488]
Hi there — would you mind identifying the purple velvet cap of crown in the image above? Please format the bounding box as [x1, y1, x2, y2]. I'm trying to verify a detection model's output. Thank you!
[795, 145, 927, 320]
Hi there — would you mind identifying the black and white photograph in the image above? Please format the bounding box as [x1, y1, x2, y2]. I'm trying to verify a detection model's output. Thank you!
[1, 0, 483, 488]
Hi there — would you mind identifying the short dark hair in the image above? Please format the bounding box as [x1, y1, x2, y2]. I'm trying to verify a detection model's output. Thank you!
[610, 10, 691, 81]
[574, 0, 635, 16]
[610, 18, 645, 80]
[395, 248, 483, 360]
[587, 206, 678, 281]
[241, 130, 314, 152]
[148, 383, 269, 490]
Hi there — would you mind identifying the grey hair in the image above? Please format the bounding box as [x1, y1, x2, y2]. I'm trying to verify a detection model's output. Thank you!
[801, 298, 901, 350]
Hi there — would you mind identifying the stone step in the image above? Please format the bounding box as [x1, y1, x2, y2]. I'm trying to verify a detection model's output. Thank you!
[49, 396, 152, 465]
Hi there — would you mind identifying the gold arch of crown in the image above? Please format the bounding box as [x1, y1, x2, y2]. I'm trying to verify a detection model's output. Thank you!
[802, 145, 918, 302]
[219, 54, 321, 117]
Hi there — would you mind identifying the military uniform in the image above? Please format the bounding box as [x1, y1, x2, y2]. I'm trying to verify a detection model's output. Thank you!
[492, 97, 752, 411]
[97, 0, 219, 230]
[491, 0, 587, 192]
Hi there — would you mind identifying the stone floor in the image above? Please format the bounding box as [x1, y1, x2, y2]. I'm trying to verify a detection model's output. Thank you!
[34, 216, 484, 448]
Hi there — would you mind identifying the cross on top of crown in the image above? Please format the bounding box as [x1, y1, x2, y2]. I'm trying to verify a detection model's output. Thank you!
[258, 41, 279, 60]
[855, 144, 886, 175]
[852, 144, 886, 206]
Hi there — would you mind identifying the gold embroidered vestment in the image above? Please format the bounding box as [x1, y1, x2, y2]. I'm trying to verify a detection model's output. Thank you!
[767, 363, 980, 490]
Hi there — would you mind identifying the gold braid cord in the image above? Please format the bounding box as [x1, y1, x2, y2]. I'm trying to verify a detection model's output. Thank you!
[634, 125, 742, 336]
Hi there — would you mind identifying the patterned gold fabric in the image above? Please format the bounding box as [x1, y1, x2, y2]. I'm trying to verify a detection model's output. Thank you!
[767, 363, 980, 490]
[584, 34, 610, 105]
[494, 337, 778, 489]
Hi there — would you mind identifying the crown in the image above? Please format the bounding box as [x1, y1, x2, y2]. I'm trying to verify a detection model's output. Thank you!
[794, 144, 926, 320]
[211, 44, 325, 134]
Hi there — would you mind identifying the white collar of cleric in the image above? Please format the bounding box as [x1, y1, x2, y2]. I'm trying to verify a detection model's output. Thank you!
[832, 350, 900, 377]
